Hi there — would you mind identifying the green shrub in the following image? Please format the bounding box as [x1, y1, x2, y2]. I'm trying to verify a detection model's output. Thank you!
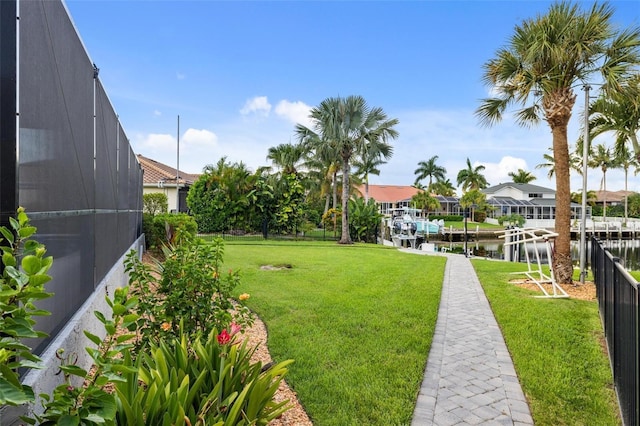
[125, 238, 253, 350]
[28, 286, 139, 425]
[474, 211, 487, 223]
[0, 210, 291, 425]
[348, 197, 382, 243]
[143, 193, 168, 215]
[498, 214, 525, 227]
[146, 213, 197, 249]
[0, 208, 53, 407]
[115, 327, 292, 425]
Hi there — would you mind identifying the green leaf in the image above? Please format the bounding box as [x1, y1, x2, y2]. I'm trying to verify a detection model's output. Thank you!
[84, 331, 104, 346]
[2, 252, 16, 267]
[57, 415, 80, 426]
[0, 227, 15, 244]
[59, 365, 88, 378]
[21, 255, 41, 275]
[0, 376, 34, 405]
[17, 226, 36, 239]
[94, 311, 107, 323]
[28, 274, 52, 287]
[112, 303, 127, 316]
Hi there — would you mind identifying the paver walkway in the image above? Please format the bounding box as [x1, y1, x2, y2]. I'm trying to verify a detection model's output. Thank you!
[409, 251, 534, 425]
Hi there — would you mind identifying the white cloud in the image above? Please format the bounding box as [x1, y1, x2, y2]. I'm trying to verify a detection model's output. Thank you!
[480, 156, 528, 187]
[182, 128, 218, 147]
[274, 100, 312, 127]
[176, 72, 186, 80]
[153, 110, 162, 117]
[240, 96, 272, 116]
[139, 133, 175, 150]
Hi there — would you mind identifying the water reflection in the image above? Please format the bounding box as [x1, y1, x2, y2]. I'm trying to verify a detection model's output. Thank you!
[601, 239, 640, 271]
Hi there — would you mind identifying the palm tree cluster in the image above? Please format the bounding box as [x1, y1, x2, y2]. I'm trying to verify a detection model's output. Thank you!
[477, 1, 640, 284]
[187, 95, 399, 244]
[295, 95, 398, 244]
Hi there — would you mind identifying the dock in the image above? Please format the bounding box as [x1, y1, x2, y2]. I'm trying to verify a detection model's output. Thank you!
[439, 224, 640, 242]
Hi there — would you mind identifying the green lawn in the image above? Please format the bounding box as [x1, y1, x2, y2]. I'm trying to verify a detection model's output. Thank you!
[443, 220, 504, 230]
[473, 259, 620, 425]
[220, 241, 619, 425]
[223, 241, 445, 425]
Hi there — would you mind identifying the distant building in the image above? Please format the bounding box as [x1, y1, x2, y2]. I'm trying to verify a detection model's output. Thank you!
[594, 190, 636, 207]
[482, 182, 589, 227]
[356, 184, 460, 216]
[138, 155, 200, 213]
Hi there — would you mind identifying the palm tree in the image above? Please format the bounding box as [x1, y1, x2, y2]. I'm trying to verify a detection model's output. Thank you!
[571, 190, 597, 206]
[414, 156, 447, 190]
[456, 158, 488, 193]
[508, 169, 536, 184]
[411, 191, 441, 219]
[538, 147, 584, 179]
[614, 144, 639, 223]
[589, 143, 618, 221]
[266, 143, 305, 175]
[588, 75, 640, 162]
[430, 178, 457, 197]
[475, 2, 640, 284]
[535, 149, 557, 179]
[353, 141, 393, 203]
[296, 95, 399, 244]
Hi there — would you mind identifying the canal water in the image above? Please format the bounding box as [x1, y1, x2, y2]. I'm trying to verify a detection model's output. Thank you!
[434, 238, 640, 271]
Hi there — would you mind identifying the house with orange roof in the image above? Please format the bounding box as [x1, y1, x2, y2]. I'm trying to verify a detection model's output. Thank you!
[137, 155, 200, 213]
[357, 184, 460, 216]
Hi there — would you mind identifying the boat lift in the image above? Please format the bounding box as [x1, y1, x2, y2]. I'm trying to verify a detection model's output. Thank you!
[496, 227, 569, 298]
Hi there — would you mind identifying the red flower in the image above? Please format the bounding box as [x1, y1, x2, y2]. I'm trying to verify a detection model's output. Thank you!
[217, 329, 231, 345]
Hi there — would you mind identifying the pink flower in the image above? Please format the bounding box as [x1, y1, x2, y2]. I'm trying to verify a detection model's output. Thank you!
[217, 329, 231, 345]
[229, 322, 242, 336]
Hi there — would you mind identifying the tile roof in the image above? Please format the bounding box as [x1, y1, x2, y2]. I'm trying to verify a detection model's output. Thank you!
[358, 184, 423, 203]
[594, 190, 636, 203]
[137, 154, 200, 185]
[483, 182, 555, 194]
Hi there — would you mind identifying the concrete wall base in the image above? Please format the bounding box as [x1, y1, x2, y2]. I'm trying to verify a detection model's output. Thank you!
[0, 235, 145, 424]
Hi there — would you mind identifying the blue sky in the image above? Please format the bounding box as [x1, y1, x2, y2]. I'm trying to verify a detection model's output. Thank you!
[64, 0, 640, 194]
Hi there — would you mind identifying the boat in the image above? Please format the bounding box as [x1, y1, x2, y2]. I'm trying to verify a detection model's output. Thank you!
[387, 208, 443, 248]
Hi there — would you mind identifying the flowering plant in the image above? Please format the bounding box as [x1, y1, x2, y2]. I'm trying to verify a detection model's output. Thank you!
[124, 237, 253, 349]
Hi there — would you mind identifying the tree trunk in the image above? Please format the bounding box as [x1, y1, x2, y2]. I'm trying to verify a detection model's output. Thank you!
[339, 155, 353, 244]
[625, 168, 628, 223]
[323, 193, 330, 216]
[602, 170, 607, 221]
[332, 170, 338, 210]
[551, 124, 574, 284]
[364, 177, 369, 203]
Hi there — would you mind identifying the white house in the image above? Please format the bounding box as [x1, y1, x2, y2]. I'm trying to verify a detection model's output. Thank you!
[482, 183, 590, 228]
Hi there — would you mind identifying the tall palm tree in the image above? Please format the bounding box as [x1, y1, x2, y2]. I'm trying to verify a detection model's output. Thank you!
[296, 95, 399, 244]
[353, 141, 393, 203]
[456, 158, 488, 193]
[414, 156, 447, 190]
[614, 143, 639, 223]
[475, 2, 640, 284]
[508, 169, 536, 184]
[589, 143, 618, 221]
[535, 149, 557, 179]
[538, 147, 584, 179]
[588, 75, 640, 162]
